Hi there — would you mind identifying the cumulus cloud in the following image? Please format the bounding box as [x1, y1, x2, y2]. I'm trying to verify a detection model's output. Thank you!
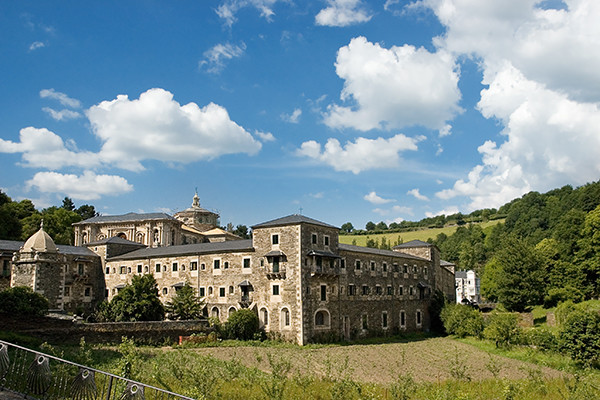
[297, 133, 424, 174]
[29, 41, 45, 51]
[407, 188, 429, 201]
[40, 89, 81, 108]
[324, 37, 462, 131]
[425, 206, 459, 218]
[42, 107, 82, 121]
[436, 62, 600, 210]
[216, 0, 279, 26]
[255, 130, 276, 142]
[281, 108, 302, 123]
[0, 127, 101, 169]
[1, 89, 262, 172]
[364, 191, 395, 204]
[26, 170, 133, 200]
[87, 88, 262, 171]
[315, 0, 372, 27]
[200, 42, 246, 74]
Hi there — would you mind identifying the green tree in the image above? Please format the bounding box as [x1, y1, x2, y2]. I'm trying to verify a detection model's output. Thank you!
[365, 221, 376, 231]
[109, 274, 165, 321]
[61, 197, 75, 211]
[224, 308, 259, 340]
[375, 221, 388, 231]
[559, 308, 600, 367]
[76, 204, 98, 220]
[340, 222, 354, 233]
[165, 283, 204, 320]
[0, 190, 22, 240]
[0, 286, 49, 316]
[491, 236, 546, 311]
[233, 224, 250, 239]
[440, 303, 484, 338]
[483, 312, 521, 348]
[575, 204, 600, 298]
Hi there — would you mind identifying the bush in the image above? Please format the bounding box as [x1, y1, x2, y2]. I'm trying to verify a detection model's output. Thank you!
[0, 286, 49, 316]
[524, 327, 558, 351]
[440, 303, 485, 338]
[224, 309, 259, 340]
[559, 308, 600, 367]
[483, 312, 521, 348]
[544, 286, 584, 308]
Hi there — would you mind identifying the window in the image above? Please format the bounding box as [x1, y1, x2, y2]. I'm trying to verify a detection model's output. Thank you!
[375, 285, 383, 295]
[413, 265, 418, 273]
[393, 263, 399, 273]
[172, 262, 178, 272]
[400, 311, 406, 328]
[201, 263, 206, 270]
[199, 287, 206, 297]
[315, 310, 329, 326]
[370, 261, 376, 271]
[355, 260, 361, 270]
[382, 312, 388, 329]
[228, 307, 237, 317]
[312, 233, 317, 244]
[212, 307, 219, 318]
[84, 287, 91, 297]
[243, 258, 251, 268]
[64, 286, 71, 297]
[424, 266, 428, 276]
[362, 285, 369, 295]
[208, 287, 213, 295]
[340, 259, 346, 269]
[163, 265, 167, 272]
[273, 285, 280, 296]
[144, 266, 149, 273]
[382, 262, 387, 272]
[105, 267, 110, 274]
[128, 267, 132, 274]
[416, 310, 422, 327]
[387, 286, 393, 295]
[409, 286, 414, 296]
[191, 261, 198, 271]
[348, 284, 356, 295]
[219, 287, 226, 297]
[163, 288, 168, 295]
[272, 257, 280, 273]
[324, 236, 330, 246]
[272, 234, 279, 245]
[399, 286, 404, 296]
[320, 285, 327, 301]
[229, 285, 234, 294]
[261, 308, 269, 326]
[362, 314, 368, 330]
[281, 308, 290, 327]
[137, 265, 143, 273]
[403, 264, 408, 273]
[224, 261, 229, 269]
[78, 263, 84, 275]
[120, 266, 126, 274]
[214, 259, 220, 269]
[155, 263, 161, 273]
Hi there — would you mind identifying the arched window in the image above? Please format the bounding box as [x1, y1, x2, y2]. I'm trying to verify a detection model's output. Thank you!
[228, 307, 237, 317]
[162, 288, 168, 295]
[153, 229, 160, 244]
[280, 308, 290, 328]
[117, 232, 127, 239]
[82, 232, 88, 244]
[136, 232, 145, 244]
[260, 308, 269, 327]
[315, 310, 330, 327]
[211, 307, 220, 318]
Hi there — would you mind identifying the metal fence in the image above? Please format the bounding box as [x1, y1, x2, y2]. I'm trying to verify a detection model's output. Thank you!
[0, 340, 196, 400]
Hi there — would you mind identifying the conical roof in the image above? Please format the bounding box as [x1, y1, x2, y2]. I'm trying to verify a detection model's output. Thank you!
[22, 222, 58, 253]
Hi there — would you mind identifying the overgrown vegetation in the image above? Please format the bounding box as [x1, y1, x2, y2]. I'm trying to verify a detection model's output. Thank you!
[0, 286, 49, 316]
[165, 282, 204, 320]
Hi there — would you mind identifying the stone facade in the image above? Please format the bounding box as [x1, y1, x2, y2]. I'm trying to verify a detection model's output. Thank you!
[2, 211, 456, 345]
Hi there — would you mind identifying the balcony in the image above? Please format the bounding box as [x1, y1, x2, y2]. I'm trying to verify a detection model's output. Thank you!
[239, 294, 254, 309]
[310, 264, 338, 278]
[266, 265, 286, 279]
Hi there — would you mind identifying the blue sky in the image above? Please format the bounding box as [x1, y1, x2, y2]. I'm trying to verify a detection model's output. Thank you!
[1, 0, 599, 229]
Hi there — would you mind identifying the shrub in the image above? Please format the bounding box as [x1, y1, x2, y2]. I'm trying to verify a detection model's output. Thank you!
[440, 303, 484, 338]
[165, 283, 204, 320]
[0, 286, 49, 316]
[483, 312, 521, 348]
[544, 286, 584, 308]
[559, 308, 600, 367]
[224, 309, 259, 340]
[524, 327, 558, 351]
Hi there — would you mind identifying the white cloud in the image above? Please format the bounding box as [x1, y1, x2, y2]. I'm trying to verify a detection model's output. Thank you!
[29, 41, 45, 51]
[200, 42, 246, 74]
[315, 0, 372, 27]
[87, 88, 262, 171]
[438, 124, 452, 137]
[42, 107, 82, 121]
[0, 127, 100, 170]
[281, 108, 302, 123]
[297, 133, 424, 174]
[1, 89, 262, 172]
[216, 0, 279, 26]
[436, 62, 600, 210]
[255, 130, 276, 142]
[324, 37, 462, 131]
[26, 170, 133, 200]
[407, 188, 429, 201]
[40, 89, 81, 108]
[391, 205, 413, 215]
[425, 206, 459, 218]
[364, 191, 395, 204]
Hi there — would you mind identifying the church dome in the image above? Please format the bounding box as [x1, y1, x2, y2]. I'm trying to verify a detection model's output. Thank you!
[22, 223, 58, 253]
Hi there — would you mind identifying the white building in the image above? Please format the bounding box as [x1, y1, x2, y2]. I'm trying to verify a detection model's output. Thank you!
[455, 270, 480, 304]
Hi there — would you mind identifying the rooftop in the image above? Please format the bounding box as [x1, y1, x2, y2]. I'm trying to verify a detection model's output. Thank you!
[252, 214, 339, 230]
[74, 212, 177, 225]
[107, 239, 254, 261]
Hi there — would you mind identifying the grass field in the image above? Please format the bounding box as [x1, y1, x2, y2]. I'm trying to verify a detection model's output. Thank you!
[339, 220, 504, 247]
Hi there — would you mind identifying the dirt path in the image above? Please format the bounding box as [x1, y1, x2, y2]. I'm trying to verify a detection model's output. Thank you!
[182, 338, 565, 384]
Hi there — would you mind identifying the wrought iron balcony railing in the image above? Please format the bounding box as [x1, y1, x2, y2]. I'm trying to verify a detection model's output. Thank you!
[0, 340, 194, 400]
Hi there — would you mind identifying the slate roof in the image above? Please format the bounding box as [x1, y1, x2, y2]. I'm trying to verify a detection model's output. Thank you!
[85, 236, 146, 247]
[0, 239, 97, 257]
[252, 214, 339, 230]
[338, 243, 426, 261]
[455, 270, 468, 279]
[107, 239, 254, 261]
[73, 212, 177, 225]
[393, 239, 433, 249]
[440, 259, 455, 267]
